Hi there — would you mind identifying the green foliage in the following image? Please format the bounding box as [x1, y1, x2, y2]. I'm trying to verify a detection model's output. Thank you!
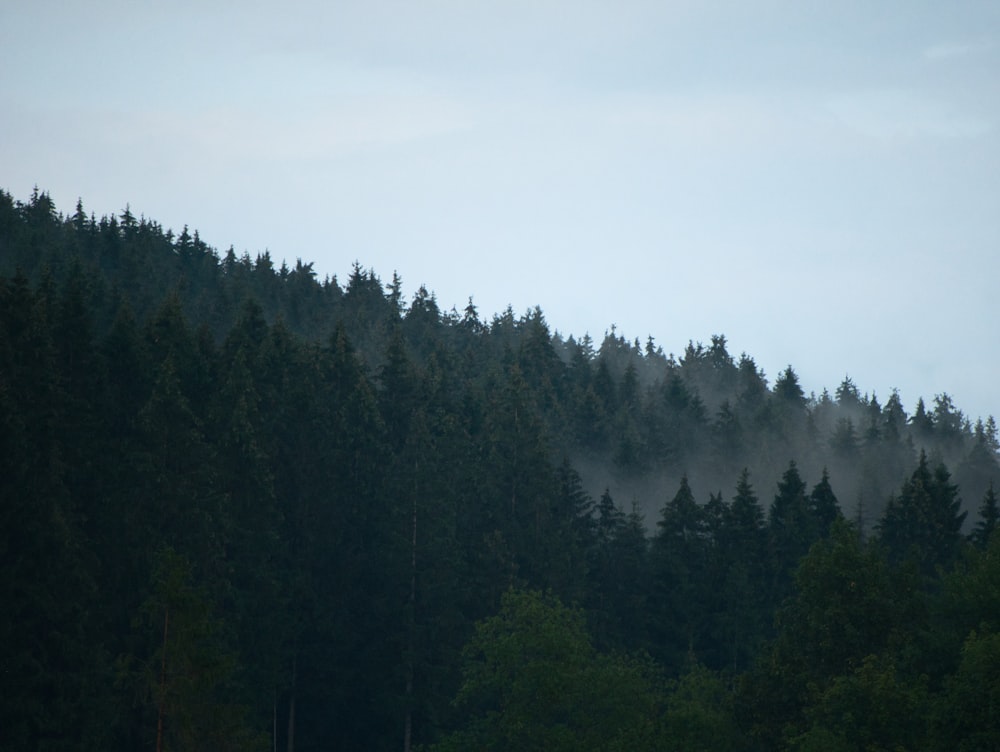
[775, 519, 913, 680]
[658, 663, 742, 752]
[878, 451, 968, 577]
[793, 655, 929, 752]
[939, 532, 1000, 643]
[971, 481, 999, 548]
[717, 469, 770, 673]
[932, 628, 1000, 751]
[808, 467, 841, 537]
[768, 461, 815, 601]
[433, 589, 661, 752]
[742, 518, 928, 750]
[121, 547, 266, 752]
[651, 475, 710, 667]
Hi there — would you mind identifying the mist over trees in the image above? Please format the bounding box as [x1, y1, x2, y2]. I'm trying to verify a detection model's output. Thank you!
[2, 187, 998, 750]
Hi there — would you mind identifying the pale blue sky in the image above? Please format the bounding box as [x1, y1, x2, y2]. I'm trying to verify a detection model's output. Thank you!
[2, 1, 998, 421]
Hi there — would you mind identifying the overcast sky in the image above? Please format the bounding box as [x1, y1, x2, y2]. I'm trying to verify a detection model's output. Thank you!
[3, 1, 998, 421]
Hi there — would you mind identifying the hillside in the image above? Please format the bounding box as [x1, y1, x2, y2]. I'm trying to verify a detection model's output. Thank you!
[2, 188, 995, 520]
[2, 187, 998, 750]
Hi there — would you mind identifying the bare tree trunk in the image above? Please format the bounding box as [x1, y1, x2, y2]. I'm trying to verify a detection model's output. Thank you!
[404, 464, 418, 752]
[287, 656, 296, 752]
[403, 676, 413, 752]
[156, 607, 169, 752]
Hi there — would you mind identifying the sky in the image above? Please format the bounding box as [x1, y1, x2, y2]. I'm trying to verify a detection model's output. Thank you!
[2, 1, 999, 422]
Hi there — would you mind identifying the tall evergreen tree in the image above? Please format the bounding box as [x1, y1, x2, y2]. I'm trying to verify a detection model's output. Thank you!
[477, 359, 557, 598]
[0, 271, 109, 750]
[773, 365, 806, 409]
[970, 481, 999, 549]
[719, 469, 769, 672]
[768, 461, 814, 602]
[808, 467, 842, 538]
[878, 451, 967, 577]
[651, 475, 708, 666]
[587, 489, 625, 646]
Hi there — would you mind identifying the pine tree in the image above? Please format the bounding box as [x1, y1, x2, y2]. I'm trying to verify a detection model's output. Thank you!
[835, 375, 862, 412]
[971, 481, 999, 548]
[0, 271, 109, 749]
[214, 311, 286, 735]
[587, 488, 627, 648]
[911, 397, 934, 443]
[549, 459, 596, 605]
[719, 469, 769, 671]
[809, 467, 842, 538]
[773, 365, 806, 408]
[478, 359, 557, 595]
[651, 476, 707, 666]
[768, 461, 814, 603]
[710, 399, 743, 482]
[830, 417, 860, 461]
[877, 451, 967, 577]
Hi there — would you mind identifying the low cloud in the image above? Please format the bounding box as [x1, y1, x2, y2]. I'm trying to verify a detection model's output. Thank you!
[922, 40, 992, 61]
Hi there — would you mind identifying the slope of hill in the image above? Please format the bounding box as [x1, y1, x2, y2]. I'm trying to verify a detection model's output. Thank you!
[2, 187, 998, 751]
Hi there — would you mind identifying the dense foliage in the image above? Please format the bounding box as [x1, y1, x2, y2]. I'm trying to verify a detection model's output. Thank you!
[1, 188, 998, 750]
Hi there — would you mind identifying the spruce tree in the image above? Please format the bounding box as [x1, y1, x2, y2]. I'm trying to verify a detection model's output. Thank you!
[768, 461, 813, 601]
[808, 467, 842, 538]
[971, 481, 999, 549]
[720, 469, 769, 671]
[651, 475, 707, 667]
[877, 451, 967, 577]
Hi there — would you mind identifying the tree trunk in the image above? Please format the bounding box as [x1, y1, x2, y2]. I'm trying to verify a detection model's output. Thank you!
[156, 606, 169, 752]
[287, 656, 296, 752]
[403, 464, 418, 752]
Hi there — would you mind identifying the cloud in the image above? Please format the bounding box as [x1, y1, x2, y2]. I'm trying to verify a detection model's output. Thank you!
[922, 40, 992, 60]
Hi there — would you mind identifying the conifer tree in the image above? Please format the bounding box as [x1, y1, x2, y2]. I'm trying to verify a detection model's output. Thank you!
[911, 397, 935, 443]
[878, 451, 967, 577]
[0, 271, 109, 749]
[587, 489, 626, 647]
[651, 475, 707, 666]
[971, 481, 999, 549]
[719, 469, 769, 671]
[768, 461, 814, 601]
[808, 467, 842, 538]
[773, 365, 806, 408]
[125, 547, 266, 752]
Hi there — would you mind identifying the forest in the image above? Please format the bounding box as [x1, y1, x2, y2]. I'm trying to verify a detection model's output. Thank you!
[1, 187, 998, 751]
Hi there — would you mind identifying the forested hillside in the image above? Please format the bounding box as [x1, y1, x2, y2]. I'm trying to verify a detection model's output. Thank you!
[2, 188, 998, 750]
